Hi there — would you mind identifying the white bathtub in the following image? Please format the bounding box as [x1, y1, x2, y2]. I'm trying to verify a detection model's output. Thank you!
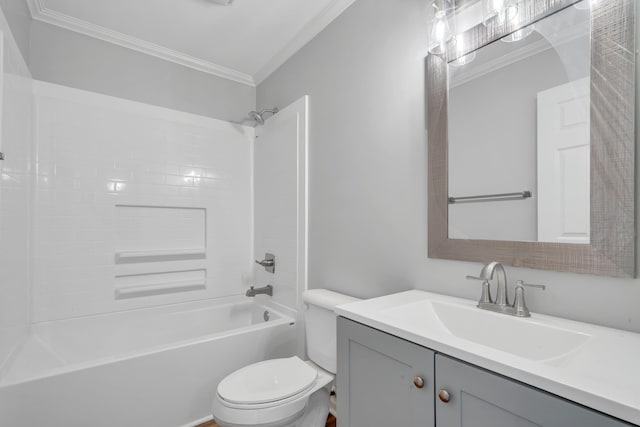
[0, 297, 297, 427]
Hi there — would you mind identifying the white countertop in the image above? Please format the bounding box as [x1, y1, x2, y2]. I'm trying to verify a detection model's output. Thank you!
[335, 290, 640, 425]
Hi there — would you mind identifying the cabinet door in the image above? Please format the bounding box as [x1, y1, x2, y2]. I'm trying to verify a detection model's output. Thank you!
[337, 317, 435, 427]
[435, 354, 632, 427]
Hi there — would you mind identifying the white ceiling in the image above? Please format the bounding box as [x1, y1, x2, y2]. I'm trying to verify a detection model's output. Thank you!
[26, 0, 356, 86]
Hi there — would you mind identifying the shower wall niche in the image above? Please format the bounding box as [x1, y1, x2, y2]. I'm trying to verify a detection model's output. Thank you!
[114, 205, 207, 299]
[32, 81, 254, 322]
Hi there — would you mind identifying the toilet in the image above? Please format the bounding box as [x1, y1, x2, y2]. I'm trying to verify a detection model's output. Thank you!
[212, 289, 359, 427]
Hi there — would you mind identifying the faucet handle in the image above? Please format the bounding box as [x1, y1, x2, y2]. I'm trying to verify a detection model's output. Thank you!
[467, 276, 493, 304]
[516, 280, 546, 291]
[513, 280, 545, 317]
[255, 253, 276, 273]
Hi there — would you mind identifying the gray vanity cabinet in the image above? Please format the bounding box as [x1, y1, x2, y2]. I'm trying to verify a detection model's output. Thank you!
[337, 318, 634, 427]
[336, 317, 435, 427]
[435, 354, 631, 427]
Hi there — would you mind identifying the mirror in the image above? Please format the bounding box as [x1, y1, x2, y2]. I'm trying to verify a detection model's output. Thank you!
[427, 0, 636, 276]
[448, 4, 590, 243]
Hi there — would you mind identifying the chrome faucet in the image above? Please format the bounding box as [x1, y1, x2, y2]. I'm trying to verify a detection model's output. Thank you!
[481, 261, 509, 307]
[255, 253, 275, 273]
[246, 285, 273, 297]
[467, 262, 545, 317]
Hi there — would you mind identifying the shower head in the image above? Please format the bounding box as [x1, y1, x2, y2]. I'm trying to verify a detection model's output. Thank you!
[249, 111, 265, 126]
[248, 108, 279, 126]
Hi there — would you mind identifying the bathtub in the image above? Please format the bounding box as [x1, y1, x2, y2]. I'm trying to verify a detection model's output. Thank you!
[0, 297, 297, 427]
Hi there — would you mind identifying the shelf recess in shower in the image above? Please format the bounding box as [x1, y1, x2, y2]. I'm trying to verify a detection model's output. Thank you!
[115, 248, 206, 264]
[114, 269, 207, 299]
[114, 204, 207, 264]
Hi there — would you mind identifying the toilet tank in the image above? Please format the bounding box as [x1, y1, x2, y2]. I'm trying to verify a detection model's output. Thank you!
[303, 289, 360, 374]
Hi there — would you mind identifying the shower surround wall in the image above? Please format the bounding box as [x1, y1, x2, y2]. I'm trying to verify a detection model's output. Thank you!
[32, 82, 254, 322]
[0, 11, 32, 369]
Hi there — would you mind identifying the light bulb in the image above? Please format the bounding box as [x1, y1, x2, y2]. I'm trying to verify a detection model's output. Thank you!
[450, 35, 476, 67]
[429, 15, 452, 54]
[483, 0, 518, 26]
[502, 24, 535, 42]
[450, 52, 476, 67]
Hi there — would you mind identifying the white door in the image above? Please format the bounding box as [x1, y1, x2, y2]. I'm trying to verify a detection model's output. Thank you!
[254, 96, 308, 311]
[537, 78, 590, 243]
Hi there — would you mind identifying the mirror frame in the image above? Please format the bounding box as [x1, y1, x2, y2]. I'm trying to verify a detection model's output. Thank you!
[427, 0, 636, 277]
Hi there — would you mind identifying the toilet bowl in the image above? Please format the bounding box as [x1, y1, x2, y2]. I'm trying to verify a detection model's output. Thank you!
[212, 357, 333, 427]
[212, 290, 359, 427]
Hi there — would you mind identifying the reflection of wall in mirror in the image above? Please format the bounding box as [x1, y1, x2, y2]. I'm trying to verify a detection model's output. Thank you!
[447, 37, 589, 242]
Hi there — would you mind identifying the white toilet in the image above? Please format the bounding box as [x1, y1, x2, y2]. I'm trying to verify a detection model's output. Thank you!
[212, 289, 359, 427]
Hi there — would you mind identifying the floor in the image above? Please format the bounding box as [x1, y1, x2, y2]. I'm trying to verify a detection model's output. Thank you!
[198, 414, 337, 427]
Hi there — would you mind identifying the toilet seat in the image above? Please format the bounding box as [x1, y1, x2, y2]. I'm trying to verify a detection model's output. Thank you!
[218, 356, 318, 406]
[213, 358, 334, 427]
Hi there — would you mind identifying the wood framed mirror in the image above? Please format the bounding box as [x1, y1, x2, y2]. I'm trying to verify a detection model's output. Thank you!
[427, 0, 636, 276]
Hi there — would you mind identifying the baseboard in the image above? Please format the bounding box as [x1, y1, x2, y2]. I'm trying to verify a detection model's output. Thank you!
[180, 415, 214, 427]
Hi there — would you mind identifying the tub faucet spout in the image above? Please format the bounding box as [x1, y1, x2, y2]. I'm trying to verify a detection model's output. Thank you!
[246, 285, 273, 297]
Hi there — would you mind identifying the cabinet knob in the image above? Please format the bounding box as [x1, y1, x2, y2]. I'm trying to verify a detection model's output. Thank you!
[413, 376, 425, 389]
[438, 389, 451, 403]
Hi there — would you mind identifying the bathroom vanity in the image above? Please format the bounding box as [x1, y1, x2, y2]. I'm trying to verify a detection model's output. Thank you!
[335, 291, 640, 427]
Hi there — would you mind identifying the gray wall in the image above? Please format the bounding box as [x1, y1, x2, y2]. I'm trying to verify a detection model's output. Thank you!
[0, 1, 256, 121]
[29, 21, 255, 121]
[0, 0, 30, 64]
[257, 0, 640, 333]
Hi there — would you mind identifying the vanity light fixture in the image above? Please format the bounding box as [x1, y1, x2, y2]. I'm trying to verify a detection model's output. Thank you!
[482, 0, 518, 26]
[449, 51, 476, 65]
[429, 15, 453, 54]
[501, 24, 535, 42]
[501, 7, 535, 43]
[432, 0, 454, 18]
[429, 0, 455, 55]
[573, 0, 594, 10]
[450, 34, 476, 66]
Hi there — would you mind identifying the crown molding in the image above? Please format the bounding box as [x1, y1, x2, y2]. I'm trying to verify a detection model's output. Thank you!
[26, 0, 256, 87]
[26, 0, 357, 88]
[254, 0, 357, 84]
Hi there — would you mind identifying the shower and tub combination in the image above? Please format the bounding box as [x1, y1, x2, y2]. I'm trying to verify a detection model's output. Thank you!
[0, 0, 315, 422]
[0, 48, 306, 426]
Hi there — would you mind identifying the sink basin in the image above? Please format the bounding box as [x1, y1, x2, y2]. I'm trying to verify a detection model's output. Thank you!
[335, 290, 640, 426]
[383, 299, 591, 361]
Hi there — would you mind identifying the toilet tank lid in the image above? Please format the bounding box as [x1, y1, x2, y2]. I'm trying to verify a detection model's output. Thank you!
[303, 289, 360, 311]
